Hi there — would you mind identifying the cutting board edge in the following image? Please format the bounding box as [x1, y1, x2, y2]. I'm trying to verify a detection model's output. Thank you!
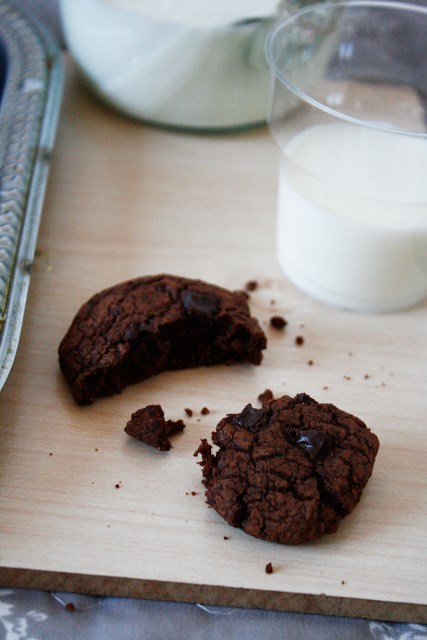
[1, 566, 425, 624]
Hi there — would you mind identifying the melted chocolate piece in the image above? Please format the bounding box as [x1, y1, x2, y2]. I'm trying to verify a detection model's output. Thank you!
[181, 290, 219, 316]
[234, 404, 269, 431]
[294, 429, 330, 459]
[124, 323, 145, 341]
[292, 392, 315, 406]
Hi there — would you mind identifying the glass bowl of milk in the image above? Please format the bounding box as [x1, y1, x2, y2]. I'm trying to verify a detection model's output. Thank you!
[266, 0, 427, 313]
[59, 0, 285, 131]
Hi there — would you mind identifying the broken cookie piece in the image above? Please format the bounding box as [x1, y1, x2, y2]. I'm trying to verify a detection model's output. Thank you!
[125, 404, 185, 451]
[58, 274, 267, 405]
[195, 393, 379, 544]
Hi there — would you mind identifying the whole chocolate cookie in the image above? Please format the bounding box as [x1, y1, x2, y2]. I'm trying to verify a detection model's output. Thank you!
[195, 393, 379, 544]
[58, 274, 267, 405]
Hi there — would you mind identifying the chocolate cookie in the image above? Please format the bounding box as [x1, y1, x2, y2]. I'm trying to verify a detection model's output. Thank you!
[195, 393, 379, 544]
[58, 274, 267, 405]
[125, 405, 185, 451]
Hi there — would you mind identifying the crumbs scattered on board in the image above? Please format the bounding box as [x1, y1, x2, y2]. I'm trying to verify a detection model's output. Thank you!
[245, 280, 258, 292]
[269, 315, 287, 330]
[185, 407, 211, 417]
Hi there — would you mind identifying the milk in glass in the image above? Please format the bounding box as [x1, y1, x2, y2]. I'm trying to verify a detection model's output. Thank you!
[277, 122, 427, 312]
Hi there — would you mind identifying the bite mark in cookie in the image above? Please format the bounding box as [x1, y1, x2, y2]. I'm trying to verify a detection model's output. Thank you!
[58, 274, 267, 405]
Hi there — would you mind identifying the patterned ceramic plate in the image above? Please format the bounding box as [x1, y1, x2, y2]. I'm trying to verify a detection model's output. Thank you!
[0, 2, 63, 390]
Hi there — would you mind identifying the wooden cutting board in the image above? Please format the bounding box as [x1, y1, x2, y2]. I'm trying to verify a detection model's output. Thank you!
[0, 59, 426, 623]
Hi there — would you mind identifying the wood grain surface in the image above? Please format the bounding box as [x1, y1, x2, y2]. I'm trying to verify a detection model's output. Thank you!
[0, 58, 426, 623]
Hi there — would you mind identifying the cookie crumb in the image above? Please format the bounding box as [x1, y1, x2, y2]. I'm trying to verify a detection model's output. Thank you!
[223, 536, 229, 540]
[115, 483, 121, 489]
[269, 315, 287, 330]
[49, 452, 53, 456]
[191, 491, 198, 496]
[265, 562, 273, 574]
[184, 408, 193, 417]
[322, 385, 329, 390]
[295, 335, 304, 346]
[65, 603, 75, 613]
[364, 374, 370, 380]
[258, 388, 274, 404]
[245, 280, 258, 292]
[307, 359, 314, 366]
[125, 404, 185, 451]
[343, 375, 351, 380]
[201, 407, 210, 415]
[341, 580, 346, 585]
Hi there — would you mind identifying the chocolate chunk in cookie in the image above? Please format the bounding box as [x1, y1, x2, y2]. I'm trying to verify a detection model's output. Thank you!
[58, 274, 267, 405]
[125, 404, 185, 451]
[195, 393, 379, 544]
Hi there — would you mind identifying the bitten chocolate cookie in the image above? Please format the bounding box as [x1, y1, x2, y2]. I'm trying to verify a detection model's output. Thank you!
[125, 404, 185, 451]
[58, 274, 267, 405]
[195, 393, 379, 544]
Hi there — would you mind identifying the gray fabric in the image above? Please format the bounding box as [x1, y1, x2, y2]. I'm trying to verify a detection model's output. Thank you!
[1, 589, 427, 640]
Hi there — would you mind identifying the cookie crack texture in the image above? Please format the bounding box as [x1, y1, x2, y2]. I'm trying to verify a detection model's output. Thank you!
[196, 393, 379, 544]
[58, 274, 267, 405]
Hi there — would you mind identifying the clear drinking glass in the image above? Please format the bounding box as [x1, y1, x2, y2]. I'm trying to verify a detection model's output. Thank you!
[266, 1, 427, 313]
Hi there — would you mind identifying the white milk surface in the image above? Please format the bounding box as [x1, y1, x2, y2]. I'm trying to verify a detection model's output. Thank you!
[277, 122, 427, 312]
[60, 0, 278, 129]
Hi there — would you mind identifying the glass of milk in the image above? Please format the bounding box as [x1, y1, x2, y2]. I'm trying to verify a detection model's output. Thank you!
[266, 1, 427, 313]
